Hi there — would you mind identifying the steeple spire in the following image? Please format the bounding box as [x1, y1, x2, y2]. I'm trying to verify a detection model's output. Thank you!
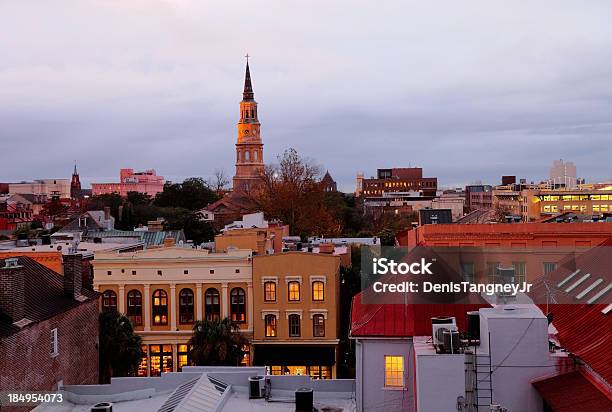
[243, 54, 254, 101]
[73, 161, 78, 175]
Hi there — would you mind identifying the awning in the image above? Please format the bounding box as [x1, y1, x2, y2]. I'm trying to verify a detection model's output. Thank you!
[253, 345, 336, 366]
[532, 371, 612, 411]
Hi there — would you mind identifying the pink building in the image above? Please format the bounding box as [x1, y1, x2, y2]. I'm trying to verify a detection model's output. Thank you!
[91, 169, 165, 197]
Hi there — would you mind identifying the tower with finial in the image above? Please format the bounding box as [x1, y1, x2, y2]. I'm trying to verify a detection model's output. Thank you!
[70, 162, 82, 199]
[232, 55, 264, 193]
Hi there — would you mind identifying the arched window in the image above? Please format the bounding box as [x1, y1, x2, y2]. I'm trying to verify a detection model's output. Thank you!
[288, 314, 301, 337]
[264, 314, 277, 337]
[127, 290, 142, 326]
[253, 150, 258, 161]
[102, 290, 117, 312]
[205, 288, 220, 321]
[312, 281, 325, 301]
[179, 288, 194, 324]
[313, 314, 325, 337]
[230, 287, 246, 323]
[288, 281, 300, 301]
[152, 289, 168, 325]
[264, 281, 276, 302]
[245, 151, 250, 161]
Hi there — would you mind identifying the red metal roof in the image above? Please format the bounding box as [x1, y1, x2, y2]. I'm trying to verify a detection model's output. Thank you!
[350, 292, 487, 337]
[531, 238, 612, 383]
[532, 370, 612, 411]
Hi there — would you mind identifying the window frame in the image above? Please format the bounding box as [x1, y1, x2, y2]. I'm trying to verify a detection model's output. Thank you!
[179, 288, 195, 324]
[288, 314, 301, 337]
[101, 290, 117, 312]
[152, 289, 168, 326]
[230, 287, 246, 323]
[264, 314, 277, 337]
[288, 281, 301, 302]
[313, 314, 325, 337]
[205, 288, 220, 321]
[312, 281, 324, 301]
[384, 355, 404, 388]
[50, 328, 59, 357]
[127, 289, 143, 326]
[264, 281, 277, 302]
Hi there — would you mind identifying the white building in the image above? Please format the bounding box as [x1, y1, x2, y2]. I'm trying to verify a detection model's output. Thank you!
[9, 179, 71, 198]
[549, 159, 577, 189]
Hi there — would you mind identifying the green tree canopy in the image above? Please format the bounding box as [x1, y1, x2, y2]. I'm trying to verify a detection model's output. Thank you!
[99, 311, 142, 383]
[188, 318, 247, 366]
[154, 177, 219, 210]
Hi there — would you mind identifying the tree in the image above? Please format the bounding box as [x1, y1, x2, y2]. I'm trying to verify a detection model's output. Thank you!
[154, 178, 219, 210]
[188, 318, 247, 366]
[248, 148, 338, 237]
[126, 191, 152, 206]
[164, 210, 215, 245]
[41, 198, 68, 219]
[208, 169, 230, 194]
[99, 311, 142, 383]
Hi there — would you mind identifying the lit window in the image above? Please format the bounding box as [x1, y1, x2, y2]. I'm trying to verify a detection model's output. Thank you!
[264, 281, 276, 302]
[288, 281, 300, 301]
[384, 355, 404, 387]
[231, 288, 246, 323]
[265, 314, 277, 337]
[312, 281, 324, 301]
[152, 289, 168, 325]
[178, 344, 191, 371]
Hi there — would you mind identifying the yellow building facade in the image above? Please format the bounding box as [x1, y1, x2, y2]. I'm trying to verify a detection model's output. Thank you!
[92, 247, 254, 376]
[252, 252, 341, 379]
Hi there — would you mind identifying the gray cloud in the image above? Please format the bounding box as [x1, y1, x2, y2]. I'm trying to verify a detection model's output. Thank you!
[1, 1, 611, 192]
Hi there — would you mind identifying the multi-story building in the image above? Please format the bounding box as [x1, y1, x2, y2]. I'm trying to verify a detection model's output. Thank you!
[521, 187, 612, 221]
[359, 168, 437, 198]
[92, 247, 254, 376]
[465, 184, 493, 212]
[91, 168, 165, 197]
[549, 159, 577, 188]
[252, 252, 341, 379]
[9, 179, 70, 199]
[0, 255, 100, 399]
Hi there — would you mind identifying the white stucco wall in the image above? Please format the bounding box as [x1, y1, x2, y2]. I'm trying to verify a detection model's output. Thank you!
[355, 338, 414, 412]
[415, 346, 465, 412]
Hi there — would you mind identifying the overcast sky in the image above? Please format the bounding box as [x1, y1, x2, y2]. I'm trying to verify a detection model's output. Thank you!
[1, 1, 611, 192]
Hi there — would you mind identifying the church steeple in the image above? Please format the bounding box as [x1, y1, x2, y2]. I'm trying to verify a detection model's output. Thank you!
[233, 55, 264, 193]
[70, 161, 82, 200]
[243, 56, 254, 101]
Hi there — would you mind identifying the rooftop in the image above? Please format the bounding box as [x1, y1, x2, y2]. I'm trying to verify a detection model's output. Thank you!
[35, 367, 355, 412]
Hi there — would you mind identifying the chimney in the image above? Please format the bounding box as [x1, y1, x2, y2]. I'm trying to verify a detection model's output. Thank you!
[63, 253, 82, 299]
[319, 243, 335, 254]
[0, 257, 25, 322]
[163, 236, 175, 248]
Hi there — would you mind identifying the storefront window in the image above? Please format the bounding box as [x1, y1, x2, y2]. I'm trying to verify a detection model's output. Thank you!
[149, 344, 173, 376]
[178, 344, 190, 371]
[137, 344, 148, 377]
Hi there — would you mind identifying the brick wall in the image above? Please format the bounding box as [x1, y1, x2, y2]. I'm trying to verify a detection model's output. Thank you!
[0, 299, 99, 403]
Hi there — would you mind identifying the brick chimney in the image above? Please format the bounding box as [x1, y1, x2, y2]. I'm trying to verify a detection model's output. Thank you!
[163, 236, 175, 248]
[319, 243, 335, 254]
[0, 257, 25, 322]
[63, 253, 82, 299]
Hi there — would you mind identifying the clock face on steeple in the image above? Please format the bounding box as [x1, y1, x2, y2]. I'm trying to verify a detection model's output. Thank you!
[243, 129, 249, 135]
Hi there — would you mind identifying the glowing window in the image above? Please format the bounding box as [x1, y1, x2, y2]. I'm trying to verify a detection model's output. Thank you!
[288, 281, 300, 301]
[312, 281, 324, 301]
[384, 355, 404, 387]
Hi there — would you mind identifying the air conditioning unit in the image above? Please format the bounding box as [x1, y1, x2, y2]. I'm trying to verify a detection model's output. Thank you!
[431, 316, 457, 346]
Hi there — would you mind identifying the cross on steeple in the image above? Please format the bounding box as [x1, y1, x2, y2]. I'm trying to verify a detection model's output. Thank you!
[245, 53, 250, 63]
